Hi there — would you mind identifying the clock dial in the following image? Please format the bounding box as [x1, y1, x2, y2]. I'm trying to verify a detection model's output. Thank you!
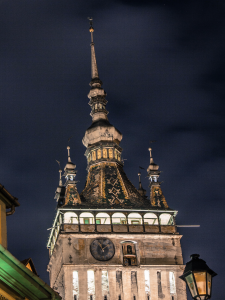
[90, 238, 115, 261]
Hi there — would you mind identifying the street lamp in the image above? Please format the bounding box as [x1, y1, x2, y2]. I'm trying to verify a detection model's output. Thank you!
[180, 254, 217, 300]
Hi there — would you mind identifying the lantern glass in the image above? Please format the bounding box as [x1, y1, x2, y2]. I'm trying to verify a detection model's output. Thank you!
[194, 271, 206, 296]
[185, 273, 198, 298]
[207, 272, 212, 296]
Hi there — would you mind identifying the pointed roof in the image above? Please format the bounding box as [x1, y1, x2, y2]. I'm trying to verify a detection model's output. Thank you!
[147, 147, 170, 209]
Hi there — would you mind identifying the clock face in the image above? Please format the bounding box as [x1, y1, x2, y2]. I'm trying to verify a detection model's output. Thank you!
[90, 238, 115, 261]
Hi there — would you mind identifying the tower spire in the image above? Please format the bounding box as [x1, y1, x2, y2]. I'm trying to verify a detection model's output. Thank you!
[85, 18, 109, 124]
[88, 18, 99, 80]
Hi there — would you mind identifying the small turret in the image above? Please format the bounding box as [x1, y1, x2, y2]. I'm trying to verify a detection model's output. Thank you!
[63, 146, 77, 185]
[147, 148, 169, 209]
[54, 161, 65, 207]
[61, 146, 81, 207]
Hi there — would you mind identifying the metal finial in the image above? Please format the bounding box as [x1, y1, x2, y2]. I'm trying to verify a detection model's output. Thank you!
[88, 17, 94, 33]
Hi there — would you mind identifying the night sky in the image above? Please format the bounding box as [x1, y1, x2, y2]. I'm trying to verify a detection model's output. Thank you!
[0, 1, 224, 299]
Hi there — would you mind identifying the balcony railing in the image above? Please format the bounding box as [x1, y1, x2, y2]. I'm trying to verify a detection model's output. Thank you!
[61, 223, 177, 234]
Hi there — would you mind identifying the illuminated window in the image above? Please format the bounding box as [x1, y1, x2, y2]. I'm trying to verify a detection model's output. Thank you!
[144, 270, 150, 297]
[103, 148, 107, 158]
[95, 104, 98, 109]
[118, 153, 121, 161]
[87, 270, 95, 300]
[92, 151, 96, 161]
[97, 149, 101, 159]
[128, 213, 142, 224]
[95, 213, 110, 224]
[112, 213, 126, 224]
[88, 154, 91, 162]
[73, 271, 79, 300]
[79, 212, 94, 224]
[115, 151, 118, 160]
[131, 220, 140, 225]
[169, 272, 176, 295]
[144, 213, 158, 225]
[108, 148, 113, 159]
[102, 271, 109, 299]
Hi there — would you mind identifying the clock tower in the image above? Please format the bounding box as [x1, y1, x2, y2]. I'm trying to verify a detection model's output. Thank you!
[47, 20, 187, 300]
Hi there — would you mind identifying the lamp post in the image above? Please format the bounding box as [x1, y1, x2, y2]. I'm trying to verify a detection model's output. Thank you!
[180, 254, 217, 300]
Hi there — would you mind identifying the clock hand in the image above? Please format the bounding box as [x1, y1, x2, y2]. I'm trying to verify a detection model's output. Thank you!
[97, 241, 103, 249]
[102, 244, 109, 250]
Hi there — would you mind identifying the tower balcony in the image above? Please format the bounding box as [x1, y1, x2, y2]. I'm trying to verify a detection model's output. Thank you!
[47, 209, 178, 256]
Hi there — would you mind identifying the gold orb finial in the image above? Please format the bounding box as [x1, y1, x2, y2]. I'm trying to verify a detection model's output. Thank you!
[88, 17, 94, 32]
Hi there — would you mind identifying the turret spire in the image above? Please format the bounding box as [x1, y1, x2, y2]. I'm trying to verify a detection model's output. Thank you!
[88, 18, 99, 80]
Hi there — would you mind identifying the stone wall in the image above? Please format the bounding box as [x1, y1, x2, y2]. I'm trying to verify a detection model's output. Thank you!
[48, 233, 186, 300]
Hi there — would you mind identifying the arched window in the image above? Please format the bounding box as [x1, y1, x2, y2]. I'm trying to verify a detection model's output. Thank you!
[169, 271, 176, 294]
[128, 213, 142, 225]
[97, 149, 101, 159]
[112, 213, 126, 224]
[103, 148, 107, 158]
[121, 241, 137, 266]
[64, 212, 78, 224]
[79, 212, 94, 224]
[95, 213, 110, 224]
[108, 149, 113, 158]
[91, 151, 96, 161]
[160, 213, 173, 225]
[144, 213, 158, 225]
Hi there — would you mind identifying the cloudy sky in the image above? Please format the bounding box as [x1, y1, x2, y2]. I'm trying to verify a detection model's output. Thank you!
[0, 0, 224, 298]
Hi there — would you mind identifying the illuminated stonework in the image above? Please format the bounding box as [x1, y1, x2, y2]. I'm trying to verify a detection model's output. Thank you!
[47, 21, 187, 300]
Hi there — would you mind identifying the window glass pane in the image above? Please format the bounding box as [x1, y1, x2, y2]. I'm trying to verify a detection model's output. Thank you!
[103, 149, 107, 158]
[186, 274, 198, 298]
[194, 272, 206, 295]
[102, 271, 110, 298]
[87, 270, 95, 300]
[108, 149, 113, 158]
[144, 270, 150, 296]
[207, 273, 212, 296]
[97, 149, 101, 159]
[169, 272, 176, 294]
[92, 151, 96, 161]
[73, 271, 79, 299]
